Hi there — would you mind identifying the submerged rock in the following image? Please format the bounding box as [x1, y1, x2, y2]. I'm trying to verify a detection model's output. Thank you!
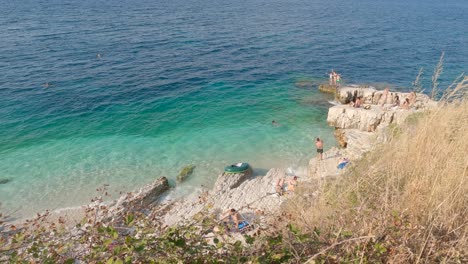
[295, 80, 315, 89]
[318, 84, 338, 94]
[0, 178, 11, 185]
[177, 165, 196, 183]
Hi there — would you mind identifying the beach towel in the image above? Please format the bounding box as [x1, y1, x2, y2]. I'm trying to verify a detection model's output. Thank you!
[337, 161, 349, 170]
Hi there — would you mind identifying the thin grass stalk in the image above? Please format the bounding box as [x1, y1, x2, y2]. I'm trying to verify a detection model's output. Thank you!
[431, 52, 445, 99]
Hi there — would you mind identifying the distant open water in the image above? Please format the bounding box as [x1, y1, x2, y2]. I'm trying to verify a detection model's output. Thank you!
[0, 0, 466, 219]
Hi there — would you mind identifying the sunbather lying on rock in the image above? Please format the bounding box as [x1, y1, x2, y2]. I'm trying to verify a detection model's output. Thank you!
[221, 209, 251, 232]
[337, 157, 349, 170]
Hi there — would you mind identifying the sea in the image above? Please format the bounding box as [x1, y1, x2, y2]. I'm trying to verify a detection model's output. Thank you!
[0, 0, 466, 219]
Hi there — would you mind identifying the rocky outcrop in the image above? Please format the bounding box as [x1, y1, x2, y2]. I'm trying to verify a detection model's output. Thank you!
[309, 86, 439, 179]
[164, 168, 286, 226]
[336, 85, 377, 104]
[336, 86, 436, 108]
[213, 169, 252, 192]
[104, 177, 170, 218]
[327, 105, 389, 131]
[318, 84, 337, 94]
[328, 87, 437, 132]
[340, 129, 377, 159]
[334, 129, 347, 148]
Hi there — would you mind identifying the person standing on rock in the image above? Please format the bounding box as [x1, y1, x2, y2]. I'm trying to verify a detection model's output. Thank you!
[315, 137, 324, 160]
[381, 87, 390, 107]
[336, 74, 342, 87]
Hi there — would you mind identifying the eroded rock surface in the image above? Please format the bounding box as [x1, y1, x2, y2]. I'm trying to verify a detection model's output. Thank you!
[91, 177, 170, 221]
[310, 87, 438, 179]
[164, 168, 287, 226]
[328, 87, 437, 131]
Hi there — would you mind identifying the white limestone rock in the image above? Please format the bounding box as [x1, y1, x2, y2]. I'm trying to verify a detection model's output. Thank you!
[336, 85, 377, 104]
[327, 105, 388, 131]
[213, 170, 252, 193]
[342, 129, 377, 159]
[164, 168, 287, 226]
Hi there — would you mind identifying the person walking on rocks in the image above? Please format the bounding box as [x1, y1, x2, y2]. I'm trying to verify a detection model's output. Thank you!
[315, 137, 324, 160]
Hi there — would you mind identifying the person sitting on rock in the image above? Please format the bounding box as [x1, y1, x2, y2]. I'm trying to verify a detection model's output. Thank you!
[287, 176, 298, 192]
[408, 91, 417, 106]
[353, 96, 362, 108]
[221, 208, 242, 228]
[391, 95, 401, 110]
[275, 177, 286, 195]
[401, 98, 410, 110]
[221, 209, 251, 232]
[381, 87, 390, 107]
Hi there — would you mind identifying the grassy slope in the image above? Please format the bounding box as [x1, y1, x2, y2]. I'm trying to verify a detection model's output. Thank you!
[284, 81, 468, 263]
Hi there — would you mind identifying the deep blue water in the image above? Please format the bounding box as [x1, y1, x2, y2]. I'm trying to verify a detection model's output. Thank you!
[0, 0, 466, 218]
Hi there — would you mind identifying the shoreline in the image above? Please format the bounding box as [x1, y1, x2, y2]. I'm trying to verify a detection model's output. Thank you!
[5, 84, 437, 231]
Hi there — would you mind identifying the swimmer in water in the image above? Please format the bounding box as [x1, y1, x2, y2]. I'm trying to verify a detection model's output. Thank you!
[272, 120, 281, 127]
[42, 82, 50, 88]
[97, 53, 102, 59]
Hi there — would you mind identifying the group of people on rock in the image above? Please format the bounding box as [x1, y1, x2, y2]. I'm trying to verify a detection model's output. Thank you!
[392, 91, 417, 110]
[329, 70, 342, 86]
[275, 175, 298, 196]
[347, 87, 417, 110]
[219, 136, 354, 233]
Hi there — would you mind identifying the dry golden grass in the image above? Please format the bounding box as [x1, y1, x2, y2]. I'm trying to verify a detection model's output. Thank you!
[284, 77, 468, 263]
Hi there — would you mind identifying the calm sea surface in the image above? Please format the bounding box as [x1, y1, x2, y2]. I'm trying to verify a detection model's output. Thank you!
[0, 0, 466, 219]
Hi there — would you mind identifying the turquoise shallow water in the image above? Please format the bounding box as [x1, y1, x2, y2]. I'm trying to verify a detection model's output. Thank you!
[1, 78, 337, 218]
[0, 0, 467, 219]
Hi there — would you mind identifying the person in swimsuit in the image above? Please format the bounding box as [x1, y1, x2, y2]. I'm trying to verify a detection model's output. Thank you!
[332, 71, 337, 86]
[287, 176, 298, 192]
[353, 96, 362, 108]
[408, 91, 417, 106]
[275, 177, 286, 195]
[222, 209, 242, 228]
[393, 95, 400, 106]
[381, 87, 389, 107]
[315, 137, 324, 160]
[401, 98, 410, 110]
[337, 157, 349, 169]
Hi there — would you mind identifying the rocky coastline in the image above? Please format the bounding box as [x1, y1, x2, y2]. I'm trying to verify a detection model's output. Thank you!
[6, 85, 438, 240]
